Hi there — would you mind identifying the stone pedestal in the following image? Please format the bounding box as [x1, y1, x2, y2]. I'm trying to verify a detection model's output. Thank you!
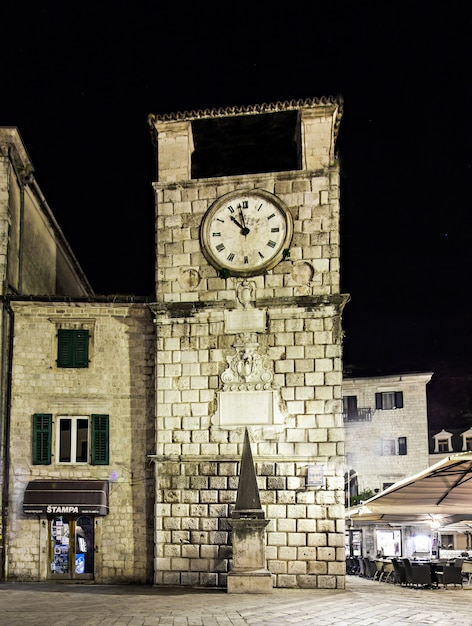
[227, 518, 272, 594]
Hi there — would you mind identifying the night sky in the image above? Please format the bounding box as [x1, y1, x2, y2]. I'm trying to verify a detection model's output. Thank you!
[2, 3, 471, 423]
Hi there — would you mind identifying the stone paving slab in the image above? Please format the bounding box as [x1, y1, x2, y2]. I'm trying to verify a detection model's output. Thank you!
[0, 576, 471, 625]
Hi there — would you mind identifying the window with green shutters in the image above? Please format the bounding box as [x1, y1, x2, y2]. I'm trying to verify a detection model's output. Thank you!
[91, 414, 109, 465]
[57, 329, 89, 368]
[33, 413, 52, 464]
[32, 413, 109, 465]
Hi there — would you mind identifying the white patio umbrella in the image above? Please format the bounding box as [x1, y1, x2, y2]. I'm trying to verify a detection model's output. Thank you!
[347, 452, 472, 525]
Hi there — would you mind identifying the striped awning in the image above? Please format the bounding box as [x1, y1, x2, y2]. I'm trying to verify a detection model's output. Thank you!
[23, 479, 109, 515]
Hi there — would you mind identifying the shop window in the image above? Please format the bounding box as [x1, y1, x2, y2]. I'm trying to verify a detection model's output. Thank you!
[32, 413, 109, 465]
[375, 391, 403, 410]
[57, 329, 89, 368]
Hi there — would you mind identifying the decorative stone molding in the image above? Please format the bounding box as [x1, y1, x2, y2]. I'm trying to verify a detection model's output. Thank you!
[221, 333, 273, 391]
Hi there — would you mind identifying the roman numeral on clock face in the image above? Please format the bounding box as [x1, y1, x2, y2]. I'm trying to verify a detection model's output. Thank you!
[267, 240, 276, 248]
[227, 253, 235, 262]
[216, 243, 225, 252]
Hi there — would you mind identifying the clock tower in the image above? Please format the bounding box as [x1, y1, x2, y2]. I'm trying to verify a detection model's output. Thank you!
[149, 97, 348, 589]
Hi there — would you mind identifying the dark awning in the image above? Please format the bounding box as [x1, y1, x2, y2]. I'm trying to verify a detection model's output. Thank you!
[23, 480, 109, 516]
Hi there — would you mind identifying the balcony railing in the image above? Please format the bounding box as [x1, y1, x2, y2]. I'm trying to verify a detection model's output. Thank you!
[343, 407, 373, 422]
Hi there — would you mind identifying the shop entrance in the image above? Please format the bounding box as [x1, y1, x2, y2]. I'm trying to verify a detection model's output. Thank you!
[48, 515, 94, 580]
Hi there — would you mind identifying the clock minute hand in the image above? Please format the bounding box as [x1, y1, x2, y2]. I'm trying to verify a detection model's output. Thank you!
[239, 209, 250, 236]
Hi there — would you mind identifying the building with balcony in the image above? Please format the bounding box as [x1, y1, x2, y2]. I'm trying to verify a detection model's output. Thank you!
[343, 372, 433, 505]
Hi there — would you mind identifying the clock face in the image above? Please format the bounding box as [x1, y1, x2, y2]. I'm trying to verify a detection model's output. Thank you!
[200, 190, 293, 277]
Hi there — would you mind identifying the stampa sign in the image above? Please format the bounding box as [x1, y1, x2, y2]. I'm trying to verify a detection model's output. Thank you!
[23, 479, 109, 516]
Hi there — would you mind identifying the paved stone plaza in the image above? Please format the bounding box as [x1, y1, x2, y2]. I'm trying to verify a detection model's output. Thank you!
[0, 575, 470, 625]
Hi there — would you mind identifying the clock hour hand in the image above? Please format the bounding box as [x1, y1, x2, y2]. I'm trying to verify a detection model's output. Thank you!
[230, 215, 250, 235]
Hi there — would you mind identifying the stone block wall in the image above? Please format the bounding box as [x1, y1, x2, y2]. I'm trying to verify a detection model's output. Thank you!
[154, 296, 346, 589]
[6, 301, 155, 583]
[155, 171, 340, 303]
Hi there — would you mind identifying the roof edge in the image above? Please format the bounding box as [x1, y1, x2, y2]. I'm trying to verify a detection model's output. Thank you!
[149, 95, 344, 123]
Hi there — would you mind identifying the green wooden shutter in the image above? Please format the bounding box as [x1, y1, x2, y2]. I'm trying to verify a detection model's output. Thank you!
[33, 413, 52, 464]
[91, 414, 109, 465]
[57, 329, 73, 367]
[74, 330, 89, 368]
[57, 329, 89, 368]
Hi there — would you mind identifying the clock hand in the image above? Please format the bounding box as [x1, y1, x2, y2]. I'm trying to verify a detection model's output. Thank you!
[230, 215, 244, 229]
[239, 209, 250, 236]
[230, 215, 250, 235]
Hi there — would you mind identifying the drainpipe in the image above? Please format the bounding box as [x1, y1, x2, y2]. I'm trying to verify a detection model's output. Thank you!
[0, 295, 14, 581]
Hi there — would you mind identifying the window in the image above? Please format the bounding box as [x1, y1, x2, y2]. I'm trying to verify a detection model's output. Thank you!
[398, 436, 407, 455]
[433, 430, 453, 453]
[461, 429, 472, 451]
[32, 413, 109, 465]
[57, 329, 89, 368]
[440, 534, 454, 549]
[381, 439, 396, 455]
[58, 417, 89, 463]
[375, 391, 403, 410]
[343, 395, 358, 420]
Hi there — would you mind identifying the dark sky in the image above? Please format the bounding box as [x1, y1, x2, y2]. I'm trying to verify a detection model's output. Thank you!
[2, 2, 471, 420]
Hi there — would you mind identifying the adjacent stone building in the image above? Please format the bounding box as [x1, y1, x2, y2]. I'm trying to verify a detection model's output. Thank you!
[0, 127, 93, 578]
[343, 372, 433, 500]
[4, 299, 155, 582]
[148, 97, 349, 589]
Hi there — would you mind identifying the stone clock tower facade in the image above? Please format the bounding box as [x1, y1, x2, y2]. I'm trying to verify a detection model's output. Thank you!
[149, 97, 348, 589]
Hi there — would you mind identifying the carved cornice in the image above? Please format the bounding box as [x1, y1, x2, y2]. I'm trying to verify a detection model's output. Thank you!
[148, 95, 344, 142]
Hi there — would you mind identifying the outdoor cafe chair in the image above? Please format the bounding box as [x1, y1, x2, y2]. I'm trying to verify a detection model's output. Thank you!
[379, 560, 394, 583]
[373, 559, 384, 581]
[402, 558, 433, 589]
[461, 560, 472, 586]
[391, 558, 407, 585]
[436, 565, 463, 589]
[363, 558, 377, 579]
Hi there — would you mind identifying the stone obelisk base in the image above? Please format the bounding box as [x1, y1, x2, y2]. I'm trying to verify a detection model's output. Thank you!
[227, 518, 273, 594]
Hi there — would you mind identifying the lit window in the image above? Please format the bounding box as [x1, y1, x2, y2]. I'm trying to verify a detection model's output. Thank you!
[381, 439, 396, 455]
[375, 391, 403, 410]
[58, 417, 89, 463]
